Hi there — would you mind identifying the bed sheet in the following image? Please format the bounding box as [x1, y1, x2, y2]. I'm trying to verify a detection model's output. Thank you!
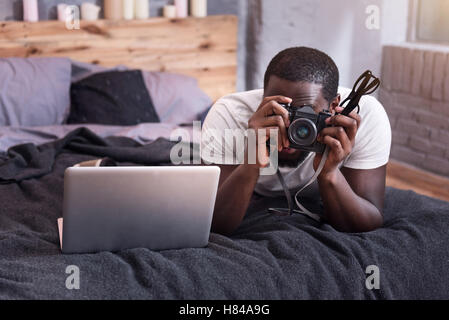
[0, 128, 448, 299]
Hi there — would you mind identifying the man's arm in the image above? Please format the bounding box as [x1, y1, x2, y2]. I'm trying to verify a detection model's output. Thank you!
[314, 106, 385, 232]
[318, 166, 385, 232]
[211, 164, 259, 235]
[208, 95, 292, 235]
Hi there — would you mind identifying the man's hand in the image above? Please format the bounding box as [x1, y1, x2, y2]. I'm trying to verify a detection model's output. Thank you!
[247, 96, 292, 168]
[313, 106, 361, 177]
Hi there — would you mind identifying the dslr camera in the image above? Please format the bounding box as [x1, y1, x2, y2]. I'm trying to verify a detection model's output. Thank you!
[277, 70, 381, 154]
[280, 104, 332, 153]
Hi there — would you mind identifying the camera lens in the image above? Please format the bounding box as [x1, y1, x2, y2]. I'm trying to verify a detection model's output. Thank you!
[296, 125, 311, 139]
[288, 118, 317, 146]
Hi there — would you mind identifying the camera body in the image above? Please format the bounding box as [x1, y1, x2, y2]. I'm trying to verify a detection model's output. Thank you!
[281, 104, 332, 153]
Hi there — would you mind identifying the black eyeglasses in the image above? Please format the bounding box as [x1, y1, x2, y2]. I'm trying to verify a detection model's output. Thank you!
[339, 70, 380, 116]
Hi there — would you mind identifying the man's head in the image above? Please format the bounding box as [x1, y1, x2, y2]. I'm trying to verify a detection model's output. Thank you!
[263, 47, 340, 165]
[264, 47, 340, 111]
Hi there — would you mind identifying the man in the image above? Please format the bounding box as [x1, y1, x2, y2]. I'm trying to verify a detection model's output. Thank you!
[201, 47, 391, 235]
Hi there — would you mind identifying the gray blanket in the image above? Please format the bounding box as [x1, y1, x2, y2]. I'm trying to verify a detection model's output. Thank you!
[0, 128, 448, 299]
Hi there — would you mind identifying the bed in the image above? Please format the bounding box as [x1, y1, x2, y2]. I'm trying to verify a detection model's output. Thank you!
[1, 16, 449, 300]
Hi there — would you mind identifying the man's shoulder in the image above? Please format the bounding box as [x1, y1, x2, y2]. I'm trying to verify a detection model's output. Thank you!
[215, 89, 264, 113]
[203, 89, 263, 130]
[340, 86, 392, 169]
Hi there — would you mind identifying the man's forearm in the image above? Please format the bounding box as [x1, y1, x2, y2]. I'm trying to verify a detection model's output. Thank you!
[318, 169, 383, 232]
[212, 164, 260, 235]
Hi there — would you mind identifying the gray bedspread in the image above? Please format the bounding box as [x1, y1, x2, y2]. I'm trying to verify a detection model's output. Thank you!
[0, 128, 448, 299]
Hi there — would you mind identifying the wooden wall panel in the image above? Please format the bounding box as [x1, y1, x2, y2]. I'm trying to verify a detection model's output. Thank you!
[0, 15, 238, 101]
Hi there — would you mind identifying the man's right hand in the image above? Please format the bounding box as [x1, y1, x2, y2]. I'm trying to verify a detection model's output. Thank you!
[247, 96, 292, 168]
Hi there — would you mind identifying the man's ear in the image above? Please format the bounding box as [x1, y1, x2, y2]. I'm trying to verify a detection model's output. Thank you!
[329, 94, 341, 112]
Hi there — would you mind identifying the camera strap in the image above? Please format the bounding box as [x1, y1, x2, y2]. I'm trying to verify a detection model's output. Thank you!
[269, 146, 329, 222]
[339, 70, 380, 116]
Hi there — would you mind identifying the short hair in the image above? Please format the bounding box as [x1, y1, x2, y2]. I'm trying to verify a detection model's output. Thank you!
[263, 47, 339, 103]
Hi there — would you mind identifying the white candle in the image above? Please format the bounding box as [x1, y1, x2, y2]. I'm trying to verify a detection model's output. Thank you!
[135, 0, 149, 19]
[174, 0, 187, 18]
[163, 5, 176, 18]
[104, 0, 122, 20]
[23, 0, 39, 22]
[81, 3, 101, 21]
[190, 0, 207, 17]
[123, 0, 135, 20]
[57, 4, 68, 22]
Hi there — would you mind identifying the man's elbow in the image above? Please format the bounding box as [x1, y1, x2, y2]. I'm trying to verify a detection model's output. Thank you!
[211, 224, 236, 236]
[355, 214, 383, 233]
[334, 212, 384, 233]
[210, 218, 239, 236]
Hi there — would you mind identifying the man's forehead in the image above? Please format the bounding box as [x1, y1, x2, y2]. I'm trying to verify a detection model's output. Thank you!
[265, 76, 322, 95]
[264, 76, 326, 106]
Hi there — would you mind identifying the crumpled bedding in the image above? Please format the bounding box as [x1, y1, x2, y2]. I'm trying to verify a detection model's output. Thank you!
[0, 128, 448, 299]
[0, 122, 197, 152]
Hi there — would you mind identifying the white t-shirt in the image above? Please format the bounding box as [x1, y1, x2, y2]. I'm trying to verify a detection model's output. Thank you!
[201, 87, 391, 197]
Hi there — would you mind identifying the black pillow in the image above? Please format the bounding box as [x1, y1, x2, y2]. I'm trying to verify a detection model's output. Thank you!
[67, 70, 160, 125]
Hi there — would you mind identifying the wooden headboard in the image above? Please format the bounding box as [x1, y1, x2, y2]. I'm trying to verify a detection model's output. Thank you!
[0, 15, 237, 101]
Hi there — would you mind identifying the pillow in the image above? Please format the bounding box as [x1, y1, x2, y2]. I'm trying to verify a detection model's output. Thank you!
[142, 71, 212, 125]
[69, 60, 213, 125]
[0, 57, 72, 126]
[70, 60, 128, 83]
[68, 70, 160, 125]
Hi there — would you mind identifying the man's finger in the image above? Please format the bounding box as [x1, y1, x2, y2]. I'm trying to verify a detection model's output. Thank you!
[259, 100, 291, 127]
[259, 96, 292, 109]
[258, 115, 289, 149]
[334, 106, 362, 125]
[319, 126, 352, 153]
[254, 125, 283, 152]
[257, 126, 280, 167]
[321, 135, 345, 158]
[264, 126, 283, 152]
[326, 114, 360, 141]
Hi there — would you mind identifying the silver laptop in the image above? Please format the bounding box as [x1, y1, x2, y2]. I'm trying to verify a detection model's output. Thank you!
[59, 166, 220, 254]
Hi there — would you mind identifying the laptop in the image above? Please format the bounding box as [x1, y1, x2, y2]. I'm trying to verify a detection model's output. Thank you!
[59, 166, 220, 254]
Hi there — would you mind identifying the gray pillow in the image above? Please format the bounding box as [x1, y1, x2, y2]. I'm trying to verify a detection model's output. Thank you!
[70, 60, 212, 125]
[142, 71, 212, 125]
[0, 57, 72, 127]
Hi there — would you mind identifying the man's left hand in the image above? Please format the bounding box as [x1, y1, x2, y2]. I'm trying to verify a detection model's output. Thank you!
[313, 106, 361, 177]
